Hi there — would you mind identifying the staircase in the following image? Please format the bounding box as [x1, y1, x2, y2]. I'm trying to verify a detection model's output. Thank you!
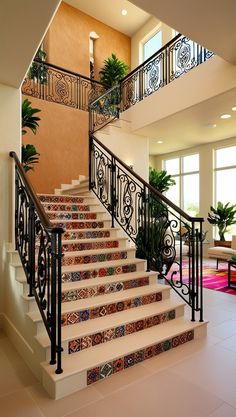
[8, 182, 205, 399]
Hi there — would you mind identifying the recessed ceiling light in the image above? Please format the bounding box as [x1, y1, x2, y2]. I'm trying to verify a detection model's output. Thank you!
[121, 9, 127, 15]
[232, 106, 236, 111]
[220, 114, 231, 119]
[205, 123, 217, 128]
[155, 140, 163, 144]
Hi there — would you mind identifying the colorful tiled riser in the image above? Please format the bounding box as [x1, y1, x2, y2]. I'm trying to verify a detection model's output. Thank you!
[37, 193, 204, 395]
[68, 310, 176, 354]
[62, 276, 150, 302]
[87, 330, 194, 385]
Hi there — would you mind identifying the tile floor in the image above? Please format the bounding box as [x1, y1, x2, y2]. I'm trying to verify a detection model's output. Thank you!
[1, 287, 236, 416]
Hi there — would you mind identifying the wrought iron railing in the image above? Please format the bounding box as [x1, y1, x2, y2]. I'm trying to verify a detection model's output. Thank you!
[120, 33, 214, 111]
[10, 151, 64, 374]
[22, 60, 107, 111]
[89, 84, 121, 133]
[89, 135, 204, 322]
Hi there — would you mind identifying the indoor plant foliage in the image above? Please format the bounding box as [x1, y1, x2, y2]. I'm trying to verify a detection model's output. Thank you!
[28, 44, 48, 84]
[149, 167, 176, 193]
[207, 201, 236, 241]
[99, 53, 129, 87]
[22, 98, 41, 171]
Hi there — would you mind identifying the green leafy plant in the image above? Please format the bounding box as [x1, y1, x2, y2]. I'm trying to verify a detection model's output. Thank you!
[99, 53, 129, 87]
[149, 167, 176, 193]
[22, 98, 41, 136]
[21, 144, 40, 172]
[22, 99, 41, 172]
[207, 201, 236, 241]
[28, 45, 48, 84]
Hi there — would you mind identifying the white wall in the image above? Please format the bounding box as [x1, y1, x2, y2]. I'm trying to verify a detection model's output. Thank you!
[0, 84, 21, 314]
[131, 16, 174, 69]
[152, 136, 236, 247]
[125, 56, 236, 135]
[97, 126, 149, 181]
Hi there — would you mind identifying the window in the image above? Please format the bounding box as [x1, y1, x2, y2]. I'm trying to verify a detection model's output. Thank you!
[163, 154, 199, 217]
[143, 31, 162, 61]
[214, 145, 236, 239]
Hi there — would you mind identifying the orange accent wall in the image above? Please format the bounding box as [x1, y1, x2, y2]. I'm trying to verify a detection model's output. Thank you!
[24, 2, 131, 194]
[45, 1, 131, 78]
[22, 95, 88, 194]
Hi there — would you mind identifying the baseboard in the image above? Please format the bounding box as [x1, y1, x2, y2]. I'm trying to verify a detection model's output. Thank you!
[1, 313, 42, 381]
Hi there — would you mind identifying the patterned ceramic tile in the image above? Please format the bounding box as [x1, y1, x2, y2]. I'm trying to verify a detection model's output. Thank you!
[49, 212, 97, 221]
[44, 203, 90, 212]
[62, 250, 128, 266]
[62, 290, 79, 302]
[87, 367, 100, 385]
[63, 230, 111, 240]
[124, 353, 135, 368]
[68, 339, 80, 354]
[103, 328, 115, 342]
[67, 312, 80, 325]
[100, 362, 113, 379]
[115, 325, 125, 338]
[135, 320, 144, 332]
[57, 221, 104, 230]
[81, 336, 92, 350]
[39, 195, 84, 204]
[79, 309, 90, 321]
[62, 240, 119, 252]
[87, 330, 195, 385]
[113, 358, 124, 373]
[92, 332, 104, 346]
[125, 322, 136, 335]
[62, 263, 137, 283]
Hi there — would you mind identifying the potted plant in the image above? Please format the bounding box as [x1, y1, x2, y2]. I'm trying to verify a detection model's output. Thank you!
[99, 53, 129, 88]
[207, 201, 236, 246]
[22, 98, 41, 171]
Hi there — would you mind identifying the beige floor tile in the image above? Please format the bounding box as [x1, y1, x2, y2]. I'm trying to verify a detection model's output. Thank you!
[170, 344, 236, 408]
[93, 362, 151, 397]
[65, 370, 223, 417]
[208, 320, 236, 339]
[217, 334, 236, 353]
[204, 306, 235, 328]
[0, 389, 43, 417]
[27, 382, 103, 417]
[0, 348, 37, 398]
[207, 403, 236, 417]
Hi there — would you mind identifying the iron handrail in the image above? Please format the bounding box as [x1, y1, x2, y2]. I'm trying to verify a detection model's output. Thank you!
[90, 135, 204, 224]
[10, 151, 64, 233]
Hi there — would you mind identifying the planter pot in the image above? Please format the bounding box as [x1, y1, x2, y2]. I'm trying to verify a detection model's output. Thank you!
[214, 240, 231, 248]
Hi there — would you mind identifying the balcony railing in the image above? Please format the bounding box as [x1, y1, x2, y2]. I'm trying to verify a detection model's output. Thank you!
[120, 33, 214, 111]
[22, 60, 107, 111]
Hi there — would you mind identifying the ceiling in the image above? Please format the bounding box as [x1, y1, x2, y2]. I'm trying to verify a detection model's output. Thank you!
[139, 88, 236, 155]
[64, 0, 151, 36]
[129, 0, 236, 64]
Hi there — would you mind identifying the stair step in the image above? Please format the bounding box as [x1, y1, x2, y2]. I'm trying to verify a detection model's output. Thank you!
[41, 202, 100, 212]
[62, 237, 128, 252]
[36, 299, 184, 355]
[60, 284, 169, 326]
[62, 247, 135, 266]
[38, 194, 94, 204]
[47, 211, 102, 221]
[51, 219, 111, 230]
[62, 228, 121, 240]
[61, 271, 157, 301]
[41, 318, 206, 399]
[61, 258, 145, 282]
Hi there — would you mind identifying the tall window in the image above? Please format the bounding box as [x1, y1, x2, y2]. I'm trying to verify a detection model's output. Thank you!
[143, 31, 162, 61]
[163, 154, 199, 217]
[214, 145, 236, 238]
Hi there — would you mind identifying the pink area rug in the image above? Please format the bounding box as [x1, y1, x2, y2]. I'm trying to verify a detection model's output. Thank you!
[170, 261, 236, 295]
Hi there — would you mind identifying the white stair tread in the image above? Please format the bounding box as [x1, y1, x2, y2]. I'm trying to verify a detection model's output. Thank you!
[51, 218, 111, 224]
[42, 318, 205, 379]
[61, 283, 169, 313]
[62, 247, 135, 258]
[38, 193, 93, 199]
[36, 299, 184, 347]
[62, 270, 157, 291]
[62, 257, 145, 273]
[62, 236, 128, 245]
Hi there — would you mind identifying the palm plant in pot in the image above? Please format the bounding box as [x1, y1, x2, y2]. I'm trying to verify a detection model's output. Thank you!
[207, 201, 236, 246]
